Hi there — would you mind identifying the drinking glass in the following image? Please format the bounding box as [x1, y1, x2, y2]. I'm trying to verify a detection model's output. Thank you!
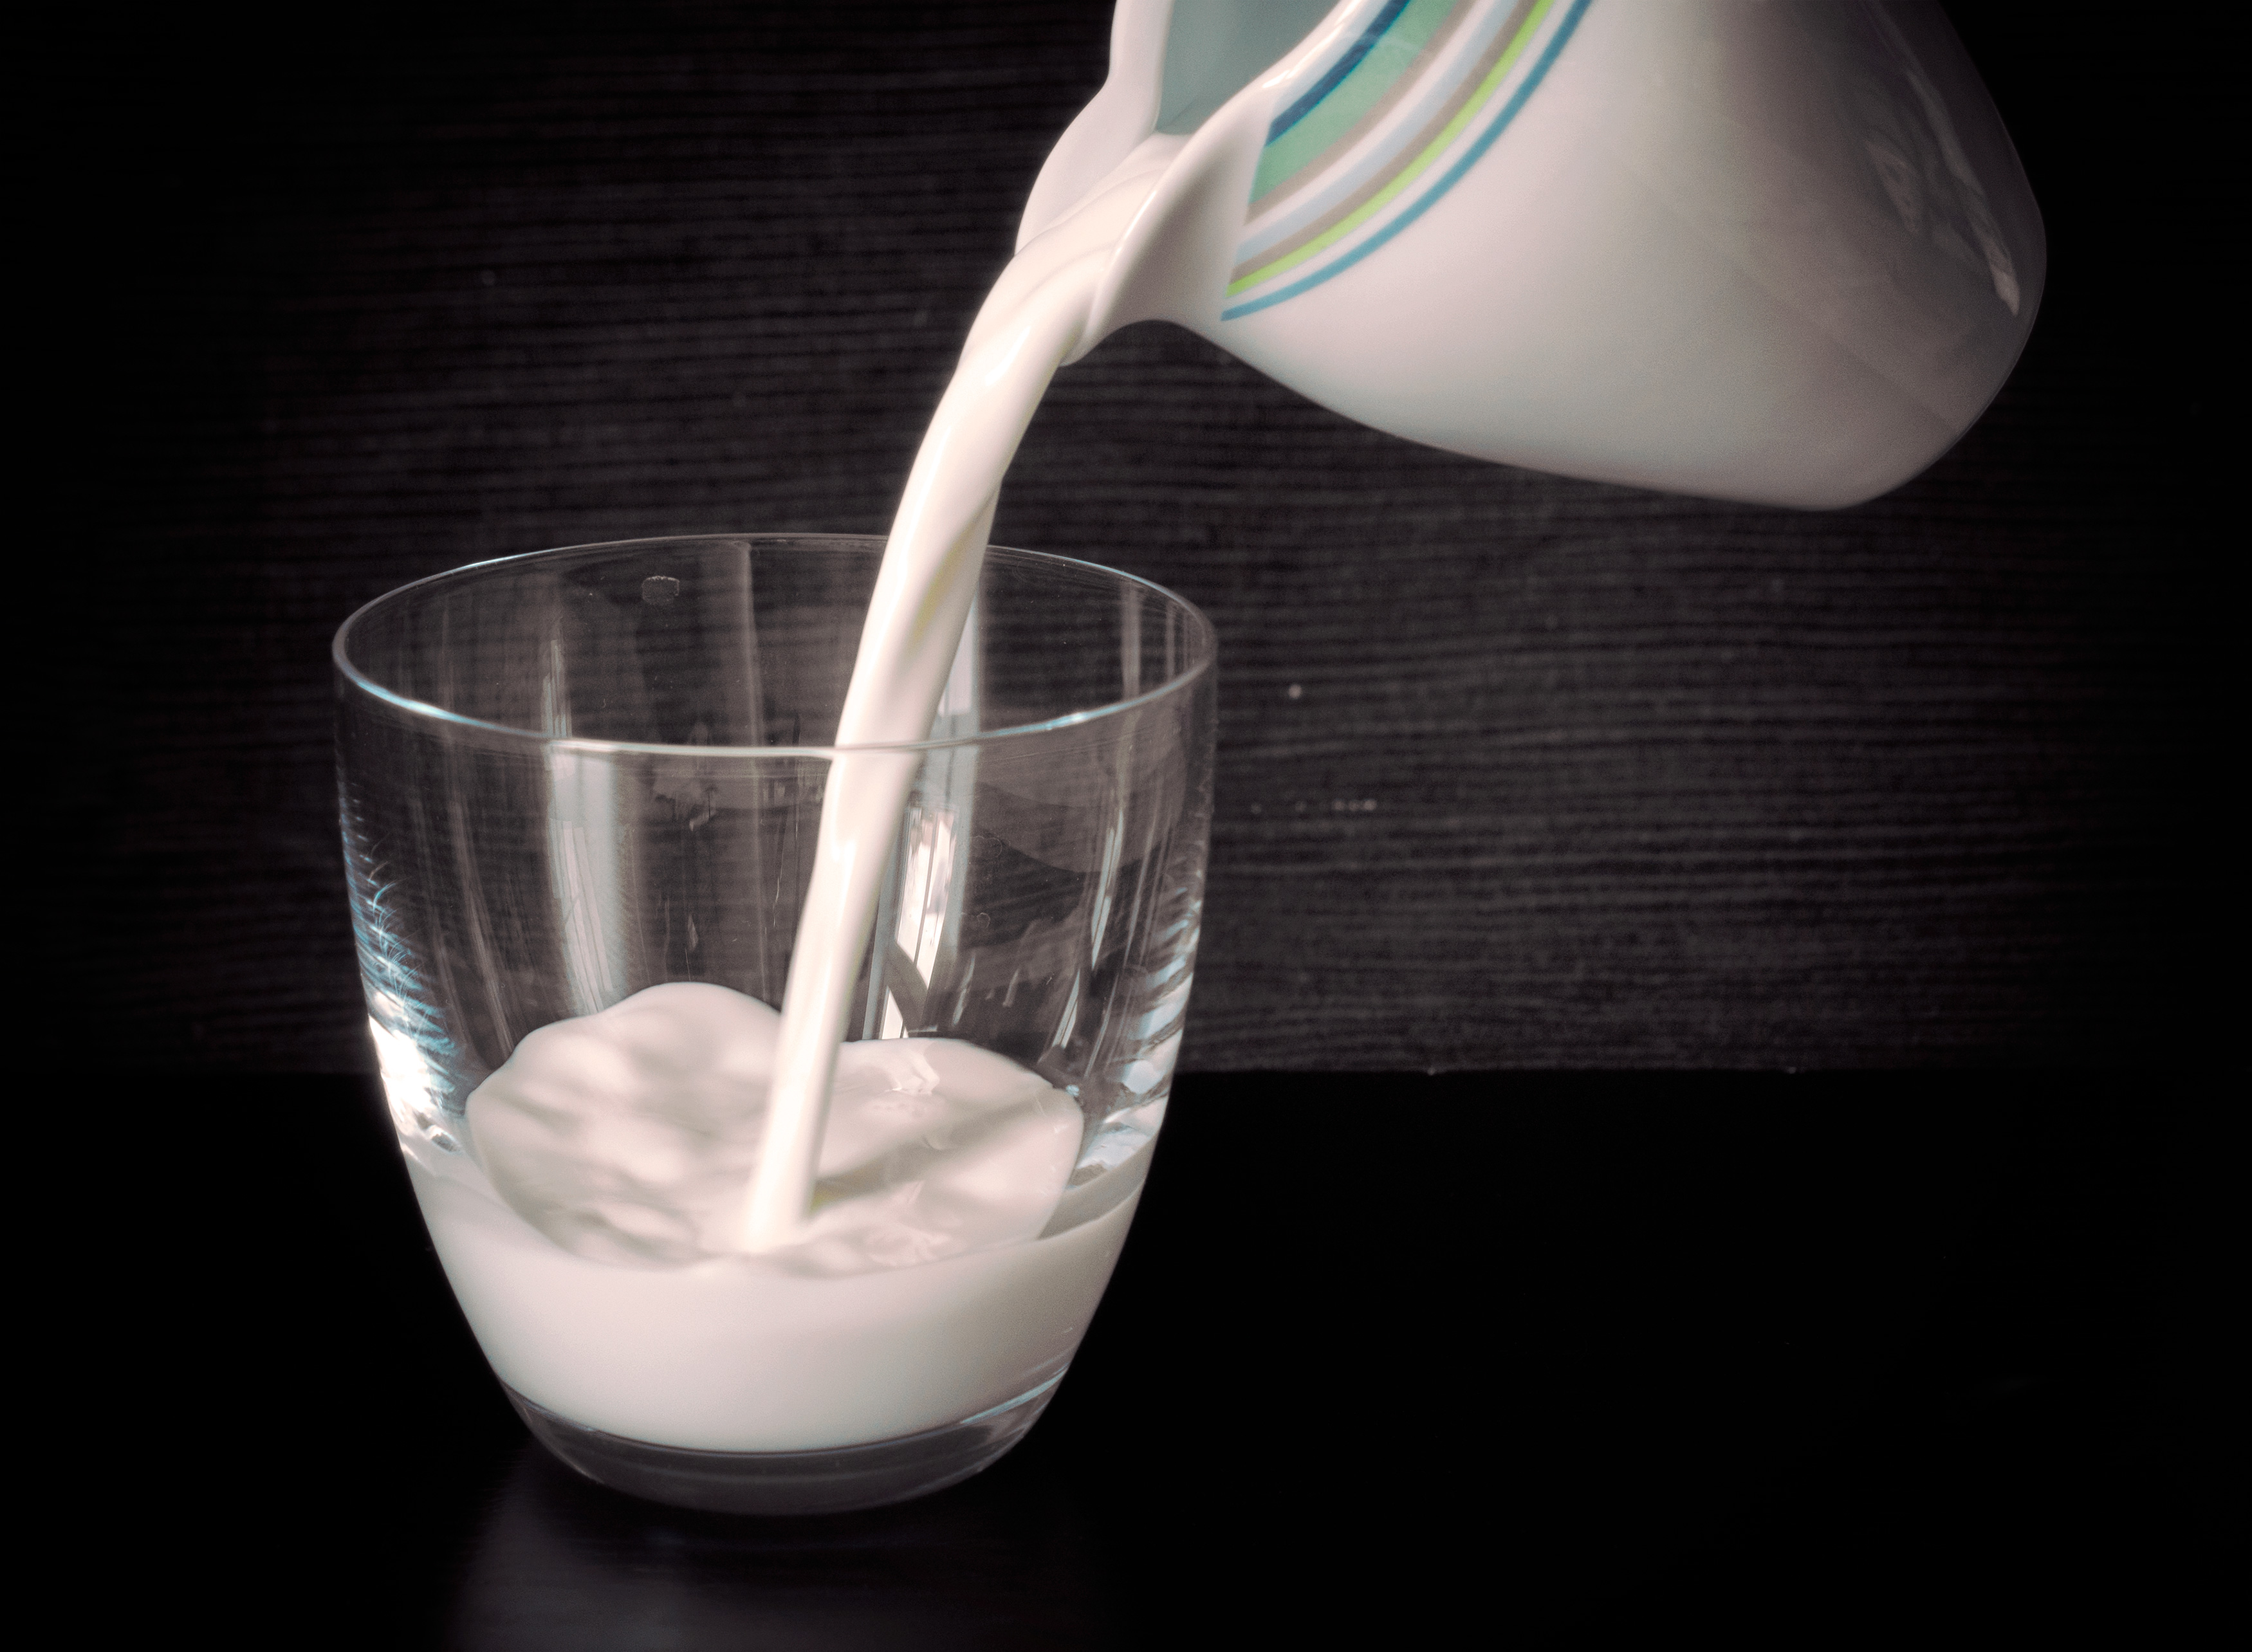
[334, 534, 1216, 1513]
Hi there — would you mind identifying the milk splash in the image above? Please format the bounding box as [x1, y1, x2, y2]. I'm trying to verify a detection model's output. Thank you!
[466, 982, 1081, 1273]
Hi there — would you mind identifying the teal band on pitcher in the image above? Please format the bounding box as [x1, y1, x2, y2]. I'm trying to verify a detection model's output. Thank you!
[1223, 0, 1592, 322]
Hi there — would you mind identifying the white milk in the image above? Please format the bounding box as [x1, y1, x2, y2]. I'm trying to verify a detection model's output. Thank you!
[415, 1152, 1136, 1450]
[418, 983, 1143, 1451]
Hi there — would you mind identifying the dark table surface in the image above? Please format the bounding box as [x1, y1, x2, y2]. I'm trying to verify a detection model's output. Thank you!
[96, 1069, 2220, 1646]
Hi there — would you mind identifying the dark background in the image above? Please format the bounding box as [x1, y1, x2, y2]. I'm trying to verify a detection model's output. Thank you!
[40, 3, 2226, 1641]
[53, 0, 2224, 1072]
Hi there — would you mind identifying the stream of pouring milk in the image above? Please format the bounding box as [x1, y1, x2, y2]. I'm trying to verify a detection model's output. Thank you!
[742, 134, 1185, 1253]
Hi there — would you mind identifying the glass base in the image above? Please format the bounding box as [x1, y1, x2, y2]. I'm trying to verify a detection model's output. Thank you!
[503, 1375, 1064, 1516]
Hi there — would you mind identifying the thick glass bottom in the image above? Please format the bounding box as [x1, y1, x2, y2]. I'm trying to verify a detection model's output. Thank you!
[503, 1375, 1064, 1516]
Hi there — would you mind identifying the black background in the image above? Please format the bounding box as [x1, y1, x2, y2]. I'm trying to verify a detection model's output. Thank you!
[40, 3, 2226, 1642]
[51, 0, 2226, 1072]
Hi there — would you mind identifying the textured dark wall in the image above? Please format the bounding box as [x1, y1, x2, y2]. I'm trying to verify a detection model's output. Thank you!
[61, 2, 2213, 1070]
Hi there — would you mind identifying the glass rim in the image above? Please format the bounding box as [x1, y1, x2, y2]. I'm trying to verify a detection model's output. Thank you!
[333, 533, 1217, 758]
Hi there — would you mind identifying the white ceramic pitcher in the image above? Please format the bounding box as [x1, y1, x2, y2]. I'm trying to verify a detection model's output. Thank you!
[1022, 0, 2044, 509]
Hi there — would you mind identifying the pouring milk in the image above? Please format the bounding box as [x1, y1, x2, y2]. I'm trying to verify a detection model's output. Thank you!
[434, 0, 2042, 1448]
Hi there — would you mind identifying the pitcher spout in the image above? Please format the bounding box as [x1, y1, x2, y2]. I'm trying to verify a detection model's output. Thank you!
[1024, 1, 2045, 509]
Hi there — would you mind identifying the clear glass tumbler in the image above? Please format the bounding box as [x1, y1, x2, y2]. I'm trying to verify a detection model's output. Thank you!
[334, 535, 1216, 1514]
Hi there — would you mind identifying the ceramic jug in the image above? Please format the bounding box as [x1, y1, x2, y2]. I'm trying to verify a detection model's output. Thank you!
[1022, 0, 2044, 509]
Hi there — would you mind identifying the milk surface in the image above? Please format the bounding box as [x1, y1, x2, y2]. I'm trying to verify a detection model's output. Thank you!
[426, 983, 1143, 1451]
[468, 982, 1081, 1272]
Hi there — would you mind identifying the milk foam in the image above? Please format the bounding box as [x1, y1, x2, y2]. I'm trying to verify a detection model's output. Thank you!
[466, 982, 1081, 1273]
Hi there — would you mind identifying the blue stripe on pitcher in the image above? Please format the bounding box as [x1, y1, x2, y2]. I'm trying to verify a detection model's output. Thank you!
[1222, 0, 1594, 323]
[1266, 0, 1417, 143]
